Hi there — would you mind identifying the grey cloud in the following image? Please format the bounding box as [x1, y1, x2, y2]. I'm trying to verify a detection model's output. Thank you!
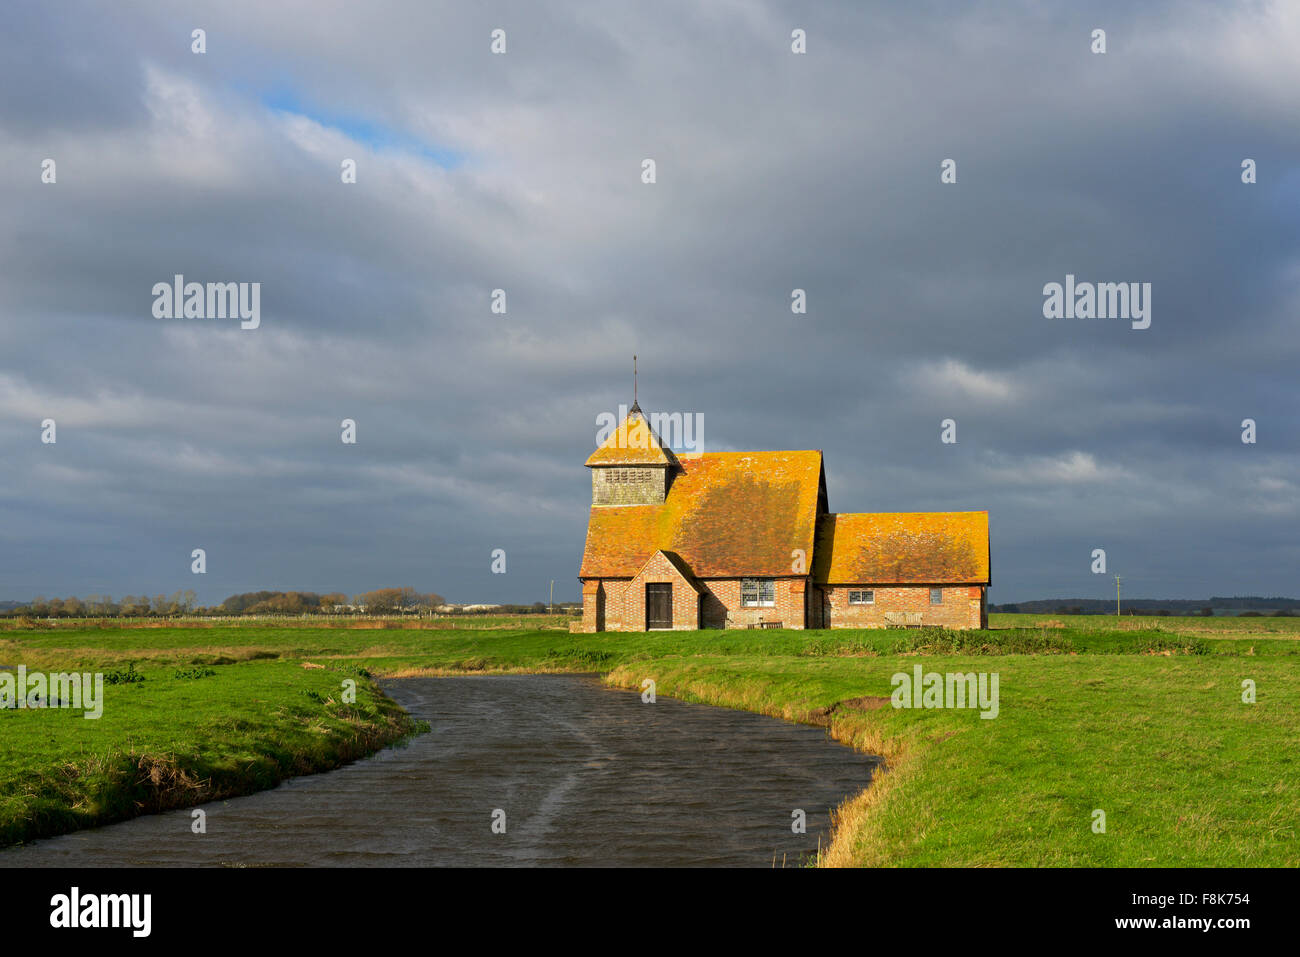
[0, 0, 1297, 605]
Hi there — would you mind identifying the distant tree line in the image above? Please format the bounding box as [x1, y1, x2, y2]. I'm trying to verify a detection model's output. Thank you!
[0, 587, 580, 618]
[993, 599, 1297, 617]
[458, 603, 581, 615]
[218, 591, 350, 615]
[5, 591, 199, 618]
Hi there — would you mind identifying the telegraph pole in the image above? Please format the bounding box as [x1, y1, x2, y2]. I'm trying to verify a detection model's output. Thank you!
[1114, 574, 1122, 619]
[549, 580, 554, 615]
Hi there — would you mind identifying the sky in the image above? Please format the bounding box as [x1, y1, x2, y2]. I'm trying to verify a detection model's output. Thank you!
[1, 0, 1297, 606]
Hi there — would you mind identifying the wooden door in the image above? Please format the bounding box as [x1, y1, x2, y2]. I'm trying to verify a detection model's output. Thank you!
[646, 583, 673, 629]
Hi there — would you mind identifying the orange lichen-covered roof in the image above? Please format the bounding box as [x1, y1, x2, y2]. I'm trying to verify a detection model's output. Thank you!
[579, 451, 824, 578]
[813, 512, 989, 585]
[584, 408, 678, 467]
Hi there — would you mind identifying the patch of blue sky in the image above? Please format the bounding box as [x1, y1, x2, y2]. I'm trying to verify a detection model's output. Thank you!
[261, 88, 464, 169]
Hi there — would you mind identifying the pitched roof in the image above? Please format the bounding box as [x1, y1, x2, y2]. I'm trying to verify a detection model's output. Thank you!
[579, 451, 824, 578]
[812, 512, 990, 585]
[584, 406, 678, 467]
[631, 550, 705, 592]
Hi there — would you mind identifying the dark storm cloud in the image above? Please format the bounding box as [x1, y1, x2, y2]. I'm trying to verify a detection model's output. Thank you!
[0, 0, 1297, 605]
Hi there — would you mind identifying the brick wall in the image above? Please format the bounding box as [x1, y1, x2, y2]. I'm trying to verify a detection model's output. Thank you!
[810, 586, 825, 629]
[625, 552, 700, 629]
[580, 579, 985, 631]
[579, 576, 688, 632]
[579, 574, 815, 631]
[700, 577, 807, 629]
[580, 580, 604, 632]
[822, 584, 984, 629]
[599, 578, 631, 630]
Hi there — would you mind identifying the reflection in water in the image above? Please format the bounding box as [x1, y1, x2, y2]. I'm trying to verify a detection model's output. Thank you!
[3, 674, 877, 867]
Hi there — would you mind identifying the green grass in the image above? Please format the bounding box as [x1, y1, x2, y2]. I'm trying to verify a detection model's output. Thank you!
[602, 654, 1299, 866]
[10, 618, 1291, 675]
[2, 615, 1296, 865]
[991, 611, 1300, 639]
[0, 658, 422, 846]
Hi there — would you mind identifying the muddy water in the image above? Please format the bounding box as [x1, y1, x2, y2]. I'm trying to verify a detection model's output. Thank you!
[2, 675, 877, 867]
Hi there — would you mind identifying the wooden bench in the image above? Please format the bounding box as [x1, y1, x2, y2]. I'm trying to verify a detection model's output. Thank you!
[746, 620, 783, 629]
[884, 612, 923, 628]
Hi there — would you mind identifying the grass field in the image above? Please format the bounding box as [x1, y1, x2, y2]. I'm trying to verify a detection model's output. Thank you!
[0, 652, 421, 846]
[2, 613, 1296, 864]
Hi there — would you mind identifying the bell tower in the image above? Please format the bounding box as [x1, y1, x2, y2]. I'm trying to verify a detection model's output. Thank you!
[585, 357, 677, 505]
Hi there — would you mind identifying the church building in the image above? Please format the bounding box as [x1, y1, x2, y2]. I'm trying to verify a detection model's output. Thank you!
[576, 401, 990, 631]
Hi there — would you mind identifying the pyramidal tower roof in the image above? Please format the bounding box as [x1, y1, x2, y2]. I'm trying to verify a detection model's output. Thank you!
[585, 402, 679, 467]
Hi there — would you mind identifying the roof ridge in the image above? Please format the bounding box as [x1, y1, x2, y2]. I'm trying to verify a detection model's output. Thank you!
[585, 406, 679, 467]
[826, 509, 989, 516]
[679, 449, 822, 457]
[812, 511, 990, 585]
[580, 444, 825, 578]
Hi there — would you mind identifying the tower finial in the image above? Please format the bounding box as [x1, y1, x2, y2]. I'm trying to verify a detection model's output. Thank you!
[630, 354, 641, 414]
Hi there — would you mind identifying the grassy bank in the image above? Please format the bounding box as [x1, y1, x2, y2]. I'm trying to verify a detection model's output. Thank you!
[7, 615, 1296, 677]
[2, 616, 1296, 865]
[603, 653, 1298, 866]
[0, 658, 422, 845]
